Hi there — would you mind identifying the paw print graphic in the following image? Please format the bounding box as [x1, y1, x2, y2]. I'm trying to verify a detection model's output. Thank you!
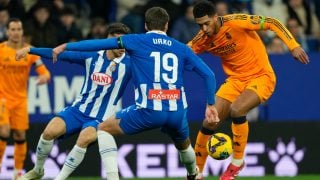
[31, 143, 67, 178]
[268, 138, 304, 176]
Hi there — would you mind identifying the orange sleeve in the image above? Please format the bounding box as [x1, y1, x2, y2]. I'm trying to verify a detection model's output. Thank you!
[34, 61, 51, 81]
[187, 30, 208, 54]
[223, 14, 300, 51]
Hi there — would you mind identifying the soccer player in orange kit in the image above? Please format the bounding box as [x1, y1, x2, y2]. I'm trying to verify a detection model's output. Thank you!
[0, 18, 50, 179]
[188, 1, 309, 180]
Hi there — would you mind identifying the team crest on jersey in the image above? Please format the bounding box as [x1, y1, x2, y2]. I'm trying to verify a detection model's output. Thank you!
[91, 72, 113, 85]
[109, 62, 117, 72]
[250, 15, 262, 24]
[225, 32, 232, 39]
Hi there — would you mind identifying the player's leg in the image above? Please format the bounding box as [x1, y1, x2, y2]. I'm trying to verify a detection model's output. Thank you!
[56, 123, 98, 180]
[38, 117, 67, 168]
[195, 96, 231, 177]
[21, 116, 67, 180]
[221, 74, 275, 180]
[98, 113, 125, 180]
[10, 99, 29, 179]
[219, 89, 259, 180]
[175, 138, 197, 180]
[0, 99, 10, 172]
[163, 110, 197, 179]
[0, 125, 9, 173]
[12, 129, 26, 179]
[230, 89, 260, 163]
[97, 105, 163, 180]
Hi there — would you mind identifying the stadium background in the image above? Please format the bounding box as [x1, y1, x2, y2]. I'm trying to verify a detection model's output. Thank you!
[1, 53, 319, 179]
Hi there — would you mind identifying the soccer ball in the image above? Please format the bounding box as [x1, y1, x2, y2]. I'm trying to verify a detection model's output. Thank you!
[206, 132, 233, 160]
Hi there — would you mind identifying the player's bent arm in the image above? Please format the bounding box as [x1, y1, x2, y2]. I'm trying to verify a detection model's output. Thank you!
[223, 14, 300, 51]
[262, 16, 300, 51]
[186, 50, 216, 105]
[194, 64, 216, 105]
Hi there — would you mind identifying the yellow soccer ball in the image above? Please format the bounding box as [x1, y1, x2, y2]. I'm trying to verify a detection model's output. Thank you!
[206, 133, 233, 160]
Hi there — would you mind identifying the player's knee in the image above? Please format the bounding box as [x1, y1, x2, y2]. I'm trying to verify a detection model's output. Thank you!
[97, 120, 105, 128]
[98, 122, 112, 132]
[13, 130, 26, 140]
[77, 134, 96, 148]
[42, 130, 58, 140]
[230, 105, 246, 117]
[0, 126, 10, 137]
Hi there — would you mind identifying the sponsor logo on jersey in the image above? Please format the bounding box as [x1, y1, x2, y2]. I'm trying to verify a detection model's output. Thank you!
[91, 72, 112, 85]
[148, 89, 180, 100]
[225, 32, 232, 39]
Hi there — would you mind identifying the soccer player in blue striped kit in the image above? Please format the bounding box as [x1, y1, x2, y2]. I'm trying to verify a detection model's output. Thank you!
[53, 7, 220, 180]
[16, 23, 132, 180]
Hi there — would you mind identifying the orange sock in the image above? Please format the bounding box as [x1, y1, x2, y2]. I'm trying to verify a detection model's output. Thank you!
[0, 139, 7, 164]
[231, 117, 249, 159]
[195, 130, 212, 173]
[14, 141, 27, 170]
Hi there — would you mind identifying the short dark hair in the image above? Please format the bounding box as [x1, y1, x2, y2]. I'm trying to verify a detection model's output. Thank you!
[193, 0, 216, 18]
[145, 7, 169, 31]
[7, 18, 22, 28]
[106, 23, 131, 36]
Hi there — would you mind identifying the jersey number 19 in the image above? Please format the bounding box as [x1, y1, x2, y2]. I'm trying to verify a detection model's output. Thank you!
[150, 52, 178, 84]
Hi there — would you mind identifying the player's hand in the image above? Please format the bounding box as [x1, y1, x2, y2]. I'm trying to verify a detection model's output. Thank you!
[36, 75, 49, 85]
[52, 43, 66, 63]
[291, 46, 309, 64]
[205, 104, 220, 125]
[16, 47, 30, 60]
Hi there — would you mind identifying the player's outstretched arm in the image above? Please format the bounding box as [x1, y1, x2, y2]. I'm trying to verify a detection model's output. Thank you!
[53, 38, 120, 61]
[291, 46, 309, 64]
[185, 48, 216, 105]
[18, 47, 90, 65]
[16, 47, 54, 60]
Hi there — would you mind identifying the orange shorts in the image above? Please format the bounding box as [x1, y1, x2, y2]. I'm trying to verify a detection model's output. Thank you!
[216, 72, 276, 103]
[0, 98, 29, 130]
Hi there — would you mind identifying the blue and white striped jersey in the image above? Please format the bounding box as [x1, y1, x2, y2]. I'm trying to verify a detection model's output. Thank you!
[66, 31, 216, 112]
[30, 48, 131, 121]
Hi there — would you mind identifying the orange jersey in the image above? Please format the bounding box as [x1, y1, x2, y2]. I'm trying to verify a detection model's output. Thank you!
[0, 42, 47, 109]
[188, 14, 300, 80]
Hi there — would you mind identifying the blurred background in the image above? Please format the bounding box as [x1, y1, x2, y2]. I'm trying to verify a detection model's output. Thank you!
[0, 0, 319, 179]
